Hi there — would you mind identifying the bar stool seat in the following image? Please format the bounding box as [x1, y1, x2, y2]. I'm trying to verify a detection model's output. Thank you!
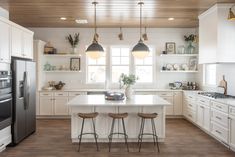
[138, 113, 158, 119]
[108, 112, 128, 119]
[78, 112, 98, 119]
[108, 112, 129, 152]
[77, 112, 99, 152]
[137, 112, 160, 152]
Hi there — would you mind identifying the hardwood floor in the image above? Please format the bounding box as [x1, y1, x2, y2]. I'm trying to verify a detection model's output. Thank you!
[2, 119, 235, 157]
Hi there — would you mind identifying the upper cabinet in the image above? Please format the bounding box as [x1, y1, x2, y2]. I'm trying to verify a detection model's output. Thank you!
[0, 20, 11, 63]
[0, 16, 34, 62]
[199, 4, 235, 64]
[11, 25, 33, 59]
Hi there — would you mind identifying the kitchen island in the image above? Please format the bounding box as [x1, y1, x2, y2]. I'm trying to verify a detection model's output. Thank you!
[67, 95, 171, 143]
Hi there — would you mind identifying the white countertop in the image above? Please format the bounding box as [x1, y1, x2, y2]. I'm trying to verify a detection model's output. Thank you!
[67, 95, 171, 107]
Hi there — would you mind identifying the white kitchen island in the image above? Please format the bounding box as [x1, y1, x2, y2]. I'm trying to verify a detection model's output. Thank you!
[67, 95, 171, 143]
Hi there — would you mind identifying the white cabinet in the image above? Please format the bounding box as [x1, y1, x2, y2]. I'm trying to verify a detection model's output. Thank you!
[0, 20, 10, 63]
[39, 96, 54, 115]
[173, 92, 182, 115]
[54, 97, 69, 115]
[197, 103, 210, 132]
[199, 4, 235, 63]
[11, 25, 33, 59]
[229, 106, 235, 150]
[0, 126, 11, 152]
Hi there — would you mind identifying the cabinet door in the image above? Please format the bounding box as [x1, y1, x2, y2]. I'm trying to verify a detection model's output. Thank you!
[0, 21, 10, 63]
[54, 97, 69, 115]
[197, 104, 204, 128]
[39, 97, 53, 115]
[203, 105, 210, 132]
[11, 26, 23, 57]
[23, 32, 33, 59]
[173, 92, 182, 115]
[230, 117, 235, 149]
[162, 97, 173, 115]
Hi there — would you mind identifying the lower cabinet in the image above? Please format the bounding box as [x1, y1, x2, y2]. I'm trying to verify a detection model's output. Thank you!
[229, 106, 235, 150]
[0, 126, 11, 152]
[197, 103, 210, 132]
[54, 97, 69, 115]
[39, 96, 54, 115]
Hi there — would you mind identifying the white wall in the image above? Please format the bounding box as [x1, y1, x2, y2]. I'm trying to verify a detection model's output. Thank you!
[30, 27, 199, 89]
[0, 7, 9, 19]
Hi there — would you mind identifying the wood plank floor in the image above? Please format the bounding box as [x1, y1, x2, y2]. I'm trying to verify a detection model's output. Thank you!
[2, 119, 235, 157]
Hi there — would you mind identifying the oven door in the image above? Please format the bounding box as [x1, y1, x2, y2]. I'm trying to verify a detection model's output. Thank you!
[0, 95, 12, 130]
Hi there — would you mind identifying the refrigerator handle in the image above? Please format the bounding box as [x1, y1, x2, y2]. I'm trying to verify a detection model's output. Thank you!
[23, 71, 30, 110]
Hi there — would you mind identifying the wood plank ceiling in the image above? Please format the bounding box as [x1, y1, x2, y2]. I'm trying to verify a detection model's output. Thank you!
[0, 0, 235, 28]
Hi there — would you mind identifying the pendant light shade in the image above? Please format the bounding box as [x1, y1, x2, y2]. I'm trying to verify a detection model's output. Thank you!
[228, 6, 235, 20]
[132, 1, 149, 59]
[86, 1, 104, 59]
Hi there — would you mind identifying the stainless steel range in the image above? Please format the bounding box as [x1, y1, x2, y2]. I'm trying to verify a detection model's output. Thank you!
[198, 92, 235, 99]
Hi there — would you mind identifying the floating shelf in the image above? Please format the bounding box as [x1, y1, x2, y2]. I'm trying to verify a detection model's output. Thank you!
[159, 54, 198, 57]
[43, 54, 81, 57]
[44, 70, 81, 73]
[160, 70, 198, 73]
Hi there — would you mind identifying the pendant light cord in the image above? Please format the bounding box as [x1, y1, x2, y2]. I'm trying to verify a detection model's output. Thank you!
[138, 1, 144, 42]
[92, 1, 98, 43]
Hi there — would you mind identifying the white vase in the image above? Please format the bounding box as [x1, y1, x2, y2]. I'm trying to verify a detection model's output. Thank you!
[125, 86, 133, 99]
[71, 47, 77, 54]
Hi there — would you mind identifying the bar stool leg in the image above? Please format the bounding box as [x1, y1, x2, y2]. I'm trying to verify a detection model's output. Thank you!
[151, 119, 156, 145]
[121, 118, 129, 152]
[152, 118, 160, 153]
[137, 118, 144, 145]
[138, 118, 145, 152]
[108, 118, 115, 152]
[78, 118, 85, 152]
[92, 118, 99, 151]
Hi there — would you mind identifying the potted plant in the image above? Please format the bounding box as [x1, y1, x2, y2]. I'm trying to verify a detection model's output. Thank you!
[119, 73, 138, 99]
[184, 34, 196, 54]
[66, 33, 79, 54]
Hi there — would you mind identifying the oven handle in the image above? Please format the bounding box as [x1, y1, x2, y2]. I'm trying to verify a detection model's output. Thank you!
[0, 77, 12, 80]
[0, 98, 12, 103]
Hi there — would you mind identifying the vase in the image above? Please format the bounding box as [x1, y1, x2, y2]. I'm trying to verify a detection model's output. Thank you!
[71, 47, 77, 54]
[125, 86, 133, 99]
[186, 41, 195, 54]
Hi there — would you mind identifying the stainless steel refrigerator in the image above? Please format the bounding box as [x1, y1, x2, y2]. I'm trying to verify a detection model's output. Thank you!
[11, 57, 36, 145]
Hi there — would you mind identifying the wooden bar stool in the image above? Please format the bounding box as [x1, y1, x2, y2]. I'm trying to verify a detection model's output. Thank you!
[137, 113, 160, 152]
[77, 112, 99, 152]
[108, 112, 129, 152]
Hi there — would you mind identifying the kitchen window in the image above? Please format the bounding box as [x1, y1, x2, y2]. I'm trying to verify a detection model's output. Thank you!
[110, 47, 130, 83]
[86, 50, 106, 83]
[135, 47, 153, 83]
[203, 64, 217, 86]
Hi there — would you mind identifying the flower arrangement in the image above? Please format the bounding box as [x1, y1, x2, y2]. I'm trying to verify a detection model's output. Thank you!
[119, 73, 138, 88]
[184, 34, 197, 42]
[66, 33, 79, 48]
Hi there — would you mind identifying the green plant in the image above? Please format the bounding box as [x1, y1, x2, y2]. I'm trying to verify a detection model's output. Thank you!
[66, 33, 79, 48]
[119, 73, 138, 88]
[184, 34, 196, 42]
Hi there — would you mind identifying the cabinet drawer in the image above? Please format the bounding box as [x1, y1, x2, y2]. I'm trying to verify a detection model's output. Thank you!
[211, 109, 229, 128]
[211, 122, 229, 143]
[186, 109, 196, 122]
[0, 135, 11, 152]
[156, 92, 173, 97]
[230, 106, 235, 117]
[54, 92, 68, 97]
[69, 92, 87, 97]
[40, 92, 53, 97]
[197, 97, 210, 107]
[212, 101, 228, 113]
[187, 101, 197, 111]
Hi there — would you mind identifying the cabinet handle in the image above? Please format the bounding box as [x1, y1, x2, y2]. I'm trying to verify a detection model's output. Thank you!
[200, 106, 204, 109]
[189, 96, 193, 98]
[188, 114, 192, 118]
[200, 100, 205, 103]
[189, 104, 193, 107]
[216, 116, 222, 120]
[0, 144, 4, 148]
[58, 94, 63, 96]
[43, 94, 49, 96]
[216, 105, 222, 109]
[215, 130, 222, 134]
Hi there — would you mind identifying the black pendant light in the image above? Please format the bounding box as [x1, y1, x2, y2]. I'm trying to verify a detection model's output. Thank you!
[86, 1, 104, 59]
[132, 1, 150, 59]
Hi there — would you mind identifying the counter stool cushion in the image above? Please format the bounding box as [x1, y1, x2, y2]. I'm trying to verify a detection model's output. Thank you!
[138, 113, 158, 119]
[108, 113, 128, 119]
[78, 112, 98, 119]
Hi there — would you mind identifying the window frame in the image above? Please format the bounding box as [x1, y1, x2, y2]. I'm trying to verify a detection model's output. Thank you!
[203, 64, 217, 87]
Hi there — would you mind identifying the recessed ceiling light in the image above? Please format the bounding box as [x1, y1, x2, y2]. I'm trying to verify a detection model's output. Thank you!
[75, 19, 88, 24]
[168, 17, 175, 21]
[60, 17, 67, 20]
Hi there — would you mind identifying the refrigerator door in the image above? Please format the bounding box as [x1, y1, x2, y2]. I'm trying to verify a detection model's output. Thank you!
[25, 61, 36, 135]
[12, 59, 26, 144]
